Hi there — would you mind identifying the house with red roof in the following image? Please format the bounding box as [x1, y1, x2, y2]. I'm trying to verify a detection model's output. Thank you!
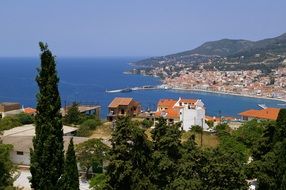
[155, 97, 209, 131]
[239, 107, 280, 121]
[107, 97, 141, 121]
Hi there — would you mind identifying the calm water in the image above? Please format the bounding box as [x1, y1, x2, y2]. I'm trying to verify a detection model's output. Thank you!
[0, 57, 284, 118]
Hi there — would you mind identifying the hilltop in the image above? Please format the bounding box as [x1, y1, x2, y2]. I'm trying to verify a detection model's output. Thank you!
[133, 33, 286, 71]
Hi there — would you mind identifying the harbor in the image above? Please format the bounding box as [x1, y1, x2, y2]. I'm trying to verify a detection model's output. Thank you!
[105, 85, 169, 93]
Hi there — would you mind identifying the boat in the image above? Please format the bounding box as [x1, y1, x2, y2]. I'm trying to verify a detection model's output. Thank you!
[121, 88, 132, 93]
[258, 104, 267, 109]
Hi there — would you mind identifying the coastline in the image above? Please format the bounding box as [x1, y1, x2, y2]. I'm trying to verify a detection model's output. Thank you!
[169, 87, 286, 103]
[123, 70, 286, 104]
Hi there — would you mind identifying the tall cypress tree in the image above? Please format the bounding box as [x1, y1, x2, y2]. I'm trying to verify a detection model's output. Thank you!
[61, 138, 79, 190]
[30, 42, 64, 189]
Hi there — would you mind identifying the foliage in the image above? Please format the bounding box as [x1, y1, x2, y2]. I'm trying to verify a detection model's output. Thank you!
[249, 109, 286, 189]
[61, 138, 79, 190]
[102, 116, 252, 189]
[0, 144, 14, 190]
[220, 134, 249, 164]
[202, 148, 248, 190]
[169, 135, 205, 190]
[77, 125, 92, 137]
[76, 139, 108, 179]
[81, 119, 101, 130]
[76, 118, 102, 137]
[141, 119, 153, 128]
[30, 42, 64, 189]
[106, 117, 155, 190]
[215, 123, 230, 135]
[0, 113, 34, 132]
[151, 118, 182, 190]
[89, 174, 108, 190]
[64, 102, 81, 125]
[232, 120, 264, 149]
[190, 125, 203, 133]
[205, 120, 214, 128]
[0, 116, 21, 131]
[15, 113, 34, 125]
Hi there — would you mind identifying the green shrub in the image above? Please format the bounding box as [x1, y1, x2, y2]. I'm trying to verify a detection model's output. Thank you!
[15, 113, 34, 125]
[141, 119, 153, 128]
[89, 174, 108, 190]
[81, 119, 101, 130]
[0, 117, 21, 131]
[77, 125, 92, 137]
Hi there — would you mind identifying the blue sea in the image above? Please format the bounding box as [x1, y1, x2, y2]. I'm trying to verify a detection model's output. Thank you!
[0, 57, 284, 118]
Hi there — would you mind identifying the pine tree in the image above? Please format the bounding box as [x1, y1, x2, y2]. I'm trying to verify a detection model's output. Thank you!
[30, 42, 64, 189]
[61, 138, 79, 190]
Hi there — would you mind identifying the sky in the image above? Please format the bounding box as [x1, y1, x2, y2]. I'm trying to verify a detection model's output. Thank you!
[1, 0, 286, 57]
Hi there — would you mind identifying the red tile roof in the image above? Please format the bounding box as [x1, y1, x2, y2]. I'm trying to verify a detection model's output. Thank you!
[239, 108, 280, 120]
[157, 99, 177, 108]
[155, 109, 180, 119]
[179, 99, 197, 105]
[108, 97, 135, 108]
[23, 107, 36, 115]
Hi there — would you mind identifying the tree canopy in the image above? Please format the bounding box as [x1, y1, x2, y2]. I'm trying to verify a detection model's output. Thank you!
[30, 42, 64, 189]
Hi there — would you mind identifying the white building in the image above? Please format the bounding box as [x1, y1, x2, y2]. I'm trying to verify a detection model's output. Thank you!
[179, 99, 209, 131]
[0, 102, 22, 118]
[1, 124, 84, 165]
[154, 98, 209, 131]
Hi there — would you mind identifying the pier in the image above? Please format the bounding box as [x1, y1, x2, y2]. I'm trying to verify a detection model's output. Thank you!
[106, 85, 169, 93]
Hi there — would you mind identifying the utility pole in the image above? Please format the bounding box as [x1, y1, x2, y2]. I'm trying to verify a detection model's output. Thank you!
[201, 118, 203, 147]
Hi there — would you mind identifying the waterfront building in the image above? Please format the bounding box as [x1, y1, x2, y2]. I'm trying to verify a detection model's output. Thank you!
[107, 97, 141, 121]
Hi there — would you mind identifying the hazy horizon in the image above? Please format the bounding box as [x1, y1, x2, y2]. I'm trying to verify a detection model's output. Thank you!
[1, 0, 286, 57]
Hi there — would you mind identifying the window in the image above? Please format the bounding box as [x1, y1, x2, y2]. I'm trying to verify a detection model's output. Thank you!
[16, 151, 24, 155]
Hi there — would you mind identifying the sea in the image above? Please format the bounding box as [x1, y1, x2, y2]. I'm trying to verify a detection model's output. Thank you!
[0, 57, 285, 119]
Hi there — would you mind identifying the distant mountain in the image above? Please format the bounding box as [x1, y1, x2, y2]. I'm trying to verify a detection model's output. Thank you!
[180, 39, 254, 57]
[134, 33, 286, 68]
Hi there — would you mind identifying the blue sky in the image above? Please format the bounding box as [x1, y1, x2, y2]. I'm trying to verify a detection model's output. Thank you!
[1, 0, 286, 57]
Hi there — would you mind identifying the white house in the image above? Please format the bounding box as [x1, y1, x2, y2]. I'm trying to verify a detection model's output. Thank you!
[1, 124, 84, 165]
[179, 99, 209, 131]
[0, 102, 22, 118]
[154, 97, 209, 131]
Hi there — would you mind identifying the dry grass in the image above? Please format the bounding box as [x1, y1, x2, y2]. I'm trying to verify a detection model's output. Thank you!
[90, 122, 113, 140]
[144, 128, 153, 141]
[90, 122, 219, 149]
[145, 128, 219, 148]
[181, 131, 219, 148]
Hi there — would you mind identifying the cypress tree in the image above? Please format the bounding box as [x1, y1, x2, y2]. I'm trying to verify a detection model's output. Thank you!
[30, 42, 64, 189]
[61, 138, 79, 190]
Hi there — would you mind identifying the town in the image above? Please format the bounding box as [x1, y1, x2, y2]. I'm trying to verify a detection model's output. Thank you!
[164, 67, 286, 99]
[131, 65, 286, 100]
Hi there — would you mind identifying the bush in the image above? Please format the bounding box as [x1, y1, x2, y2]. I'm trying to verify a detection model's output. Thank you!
[89, 174, 108, 190]
[191, 125, 203, 133]
[141, 119, 153, 128]
[15, 113, 34, 125]
[81, 119, 101, 130]
[0, 116, 21, 131]
[77, 125, 93, 137]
